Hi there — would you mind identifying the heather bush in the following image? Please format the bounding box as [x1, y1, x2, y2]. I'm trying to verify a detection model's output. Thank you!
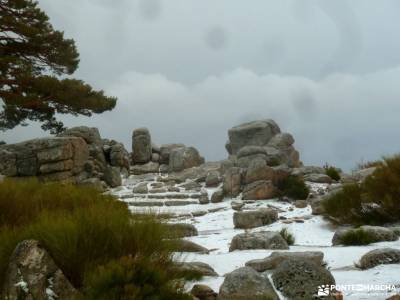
[323, 155, 400, 225]
[0, 179, 193, 298]
[277, 175, 309, 200]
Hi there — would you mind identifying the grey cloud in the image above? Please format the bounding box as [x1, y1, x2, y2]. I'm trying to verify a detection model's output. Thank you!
[4, 0, 400, 172]
[138, 0, 162, 20]
[205, 26, 228, 51]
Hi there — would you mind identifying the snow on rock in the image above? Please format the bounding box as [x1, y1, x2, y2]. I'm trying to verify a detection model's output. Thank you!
[112, 175, 400, 300]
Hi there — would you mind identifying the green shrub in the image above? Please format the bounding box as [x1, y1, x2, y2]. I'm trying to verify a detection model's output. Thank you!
[277, 175, 309, 200]
[324, 164, 341, 181]
[323, 155, 400, 225]
[322, 184, 363, 224]
[363, 155, 400, 220]
[338, 228, 376, 245]
[0, 179, 193, 298]
[83, 256, 193, 300]
[279, 228, 295, 245]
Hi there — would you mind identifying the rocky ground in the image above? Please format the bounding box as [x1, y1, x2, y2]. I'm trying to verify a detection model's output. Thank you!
[2, 119, 400, 299]
[111, 177, 400, 300]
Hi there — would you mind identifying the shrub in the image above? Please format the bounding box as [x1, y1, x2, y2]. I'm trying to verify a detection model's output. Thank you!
[0, 179, 193, 298]
[279, 228, 295, 245]
[363, 155, 400, 220]
[324, 164, 341, 181]
[322, 184, 363, 224]
[356, 159, 383, 171]
[338, 228, 376, 246]
[83, 256, 193, 300]
[277, 175, 309, 200]
[323, 154, 400, 225]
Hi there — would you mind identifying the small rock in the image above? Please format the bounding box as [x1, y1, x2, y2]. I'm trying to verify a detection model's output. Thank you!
[218, 267, 278, 300]
[174, 240, 209, 254]
[272, 258, 336, 300]
[131, 161, 160, 175]
[233, 208, 278, 229]
[191, 284, 217, 300]
[246, 251, 324, 272]
[304, 173, 332, 184]
[229, 231, 289, 251]
[165, 223, 198, 238]
[192, 210, 208, 217]
[199, 190, 210, 205]
[211, 188, 224, 203]
[358, 248, 400, 269]
[205, 170, 221, 187]
[231, 200, 244, 211]
[294, 200, 308, 208]
[132, 182, 149, 194]
[177, 262, 217, 277]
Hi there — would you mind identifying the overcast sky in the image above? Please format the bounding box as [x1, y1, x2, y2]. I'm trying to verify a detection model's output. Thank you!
[3, 0, 400, 170]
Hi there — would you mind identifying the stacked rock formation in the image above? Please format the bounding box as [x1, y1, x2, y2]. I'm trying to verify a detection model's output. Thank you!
[131, 127, 204, 175]
[0, 126, 130, 188]
[222, 119, 301, 200]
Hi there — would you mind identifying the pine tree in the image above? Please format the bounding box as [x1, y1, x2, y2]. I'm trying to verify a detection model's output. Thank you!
[0, 0, 116, 133]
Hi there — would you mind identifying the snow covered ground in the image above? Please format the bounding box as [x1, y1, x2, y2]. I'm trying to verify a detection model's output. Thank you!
[112, 178, 400, 300]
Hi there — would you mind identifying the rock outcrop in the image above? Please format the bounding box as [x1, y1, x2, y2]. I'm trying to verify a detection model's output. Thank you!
[225, 120, 300, 168]
[132, 127, 152, 164]
[221, 119, 302, 201]
[218, 267, 278, 300]
[1, 240, 78, 300]
[0, 136, 88, 183]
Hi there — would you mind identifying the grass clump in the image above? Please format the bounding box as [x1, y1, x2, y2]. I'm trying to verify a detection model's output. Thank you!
[323, 154, 400, 225]
[338, 228, 376, 246]
[277, 175, 309, 200]
[0, 179, 193, 299]
[279, 228, 295, 245]
[324, 164, 341, 181]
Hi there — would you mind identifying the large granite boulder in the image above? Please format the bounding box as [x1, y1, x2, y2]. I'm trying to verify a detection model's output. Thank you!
[229, 231, 289, 251]
[159, 143, 185, 164]
[272, 258, 336, 300]
[225, 120, 301, 168]
[169, 146, 204, 172]
[132, 127, 152, 163]
[59, 126, 119, 185]
[233, 208, 278, 229]
[242, 180, 276, 200]
[0, 137, 89, 182]
[358, 248, 400, 270]
[1, 240, 78, 300]
[223, 167, 242, 197]
[244, 158, 275, 184]
[131, 161, 160, 175]
[218, 267, 278, 300]
[246, 251, 324, 272]
[226, 119, 281, 155]
[102, 139, 130, 172]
